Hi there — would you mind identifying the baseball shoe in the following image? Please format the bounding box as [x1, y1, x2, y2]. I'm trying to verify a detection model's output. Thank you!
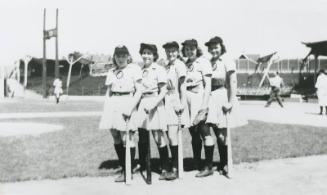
[165, 168, 178, 181]
[195, 167, 214, 178]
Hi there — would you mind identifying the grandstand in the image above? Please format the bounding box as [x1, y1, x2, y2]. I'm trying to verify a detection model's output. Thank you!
[6, 55, 324, 97]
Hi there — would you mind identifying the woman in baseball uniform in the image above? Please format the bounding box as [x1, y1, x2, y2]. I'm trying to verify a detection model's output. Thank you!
[315, 69, 327, 115]
[181, 39, 214, 177]
[205, 36, 247, 177]
[162, 41, 189, 180]
[137, 43, 170, 180]
[99, 45, 143, 182]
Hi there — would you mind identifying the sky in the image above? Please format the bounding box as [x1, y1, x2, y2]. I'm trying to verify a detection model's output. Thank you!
[1, 0, 327, 66]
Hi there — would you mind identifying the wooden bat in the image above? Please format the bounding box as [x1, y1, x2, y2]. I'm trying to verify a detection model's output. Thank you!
[125, 119, 132, 185]
[226, 112, 233, 178]
[177, 113, 184, 178]
[146, 129, 152, 184]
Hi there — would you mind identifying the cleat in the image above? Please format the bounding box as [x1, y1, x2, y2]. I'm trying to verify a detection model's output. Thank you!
[114, 173, 125, 182]
[195, 167, 214, 178]
[165, 169, 178, 181]
[159, 171, 168, 180]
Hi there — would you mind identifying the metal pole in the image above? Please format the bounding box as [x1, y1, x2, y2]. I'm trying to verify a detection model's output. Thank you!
[55, 8, 59, 78]
[42, 9, 47, 98]
[314, 55, 318, 85]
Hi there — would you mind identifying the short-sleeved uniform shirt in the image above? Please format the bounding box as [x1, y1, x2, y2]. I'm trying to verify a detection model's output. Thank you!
[211, 55, 236, 88]
[166, 59, 187, 94]
[141, 63, 167, 93]
[269, 75, 283, 88]
[185, 57, 212, 88]
[105, 63, 142, 93]
[53, 79, 62, 89]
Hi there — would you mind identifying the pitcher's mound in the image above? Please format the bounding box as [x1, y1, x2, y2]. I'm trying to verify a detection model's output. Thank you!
[0, 122, 63, 137]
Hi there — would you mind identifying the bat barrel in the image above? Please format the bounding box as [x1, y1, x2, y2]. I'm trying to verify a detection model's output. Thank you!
[125, 121, 132, 185]
[177, 114, 184, 179]
[226, 112, 233, 179]
[146, 130, 152, 184]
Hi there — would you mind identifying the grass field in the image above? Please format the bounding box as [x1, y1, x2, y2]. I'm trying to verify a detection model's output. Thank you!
[1, 110, 327, 182]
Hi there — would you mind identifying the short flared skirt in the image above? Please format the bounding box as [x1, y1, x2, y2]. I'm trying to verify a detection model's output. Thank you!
[206, 88, 248, 128]
[186, 90, 204, 127]
[98, 95, 139, 131]
[54, 87, 63, 96]
[137, 96, 167, 131]
[165, 93, 190, 128]
[317, 89, 327, 106]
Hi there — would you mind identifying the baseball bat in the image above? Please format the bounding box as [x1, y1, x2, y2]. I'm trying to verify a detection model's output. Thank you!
[226, 112, 233, 178]
[125, 119, 132, 185]
[145, 129, 152, 184]
[177, 113, 184, 178]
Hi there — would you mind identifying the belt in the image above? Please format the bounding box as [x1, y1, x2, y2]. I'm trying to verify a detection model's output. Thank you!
[142, 91, 158, 97]
[110, 91, 133, 96]
[186, 85, 200, 91]
[211, 85, 225, 91]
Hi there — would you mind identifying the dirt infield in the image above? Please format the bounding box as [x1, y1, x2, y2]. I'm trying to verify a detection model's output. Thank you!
[1, 155, 326, 195]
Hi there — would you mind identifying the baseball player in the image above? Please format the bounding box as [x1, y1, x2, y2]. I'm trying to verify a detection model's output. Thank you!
[99, 45, 143, 182]
[181, 39, 214, 177]
[137, 43, 170, 180]
[265, 72, 284, 108]
[315, 69, 327, 115]
[53, 77, 63, 103]
[162, 41, 190, 180]
[205, 36, 247, 177]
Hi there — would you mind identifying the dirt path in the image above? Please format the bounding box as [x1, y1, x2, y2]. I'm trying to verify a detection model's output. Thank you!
[1, 155, 326, 195]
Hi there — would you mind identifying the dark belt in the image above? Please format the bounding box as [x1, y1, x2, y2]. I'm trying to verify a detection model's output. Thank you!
[211, 85, 225, 91]
[110, 91, 133, 96]
[142, 91, 158, 97]
[186, 85, 200, 91]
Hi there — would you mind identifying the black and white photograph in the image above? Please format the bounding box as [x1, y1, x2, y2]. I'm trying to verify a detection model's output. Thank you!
[0, 0, 327, 194]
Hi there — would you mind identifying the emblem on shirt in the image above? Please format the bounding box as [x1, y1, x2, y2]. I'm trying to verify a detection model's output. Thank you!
[116, 70, 123, 79]
[212, 63, 217, 71]
[142, 69, 149, 78]
[186, 63, 194, 72]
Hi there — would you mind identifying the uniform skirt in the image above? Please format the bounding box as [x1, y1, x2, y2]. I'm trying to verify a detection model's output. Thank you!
[165, 93, 190, 128]
[99, 95, 138, 131]
[186, 89, 204, 127]
[137, 95, 167, 131]
[54, 87, 63, 96]
[206, 88, 248, 128]
[317, 89, 327, 106]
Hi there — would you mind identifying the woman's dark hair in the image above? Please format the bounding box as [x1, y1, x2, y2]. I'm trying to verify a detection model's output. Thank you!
[139, 43, 159, 62]
[205, 36, 227, 56]
[112, 54, 133, 66]
[181, 45, 203, 58]
[207, 42, 226, 56]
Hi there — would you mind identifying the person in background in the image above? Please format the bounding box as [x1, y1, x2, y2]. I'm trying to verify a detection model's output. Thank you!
[53, 76, 63, 104]
[315, 69, 327, 115]
[265, 72, 284, 108]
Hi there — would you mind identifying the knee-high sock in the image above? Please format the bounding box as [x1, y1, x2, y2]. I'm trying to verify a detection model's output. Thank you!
[138, 142, 147, 170]
[191, 139, 202, 170]
[131, 147, 136, 169]
[158, 146, 169, 172]
[190, 126, 202, 170]
[218, 144, 227, 168]
[204, 145, 214, 169]
[114, 143, 125, 168]
[170, 145, 178, 170]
